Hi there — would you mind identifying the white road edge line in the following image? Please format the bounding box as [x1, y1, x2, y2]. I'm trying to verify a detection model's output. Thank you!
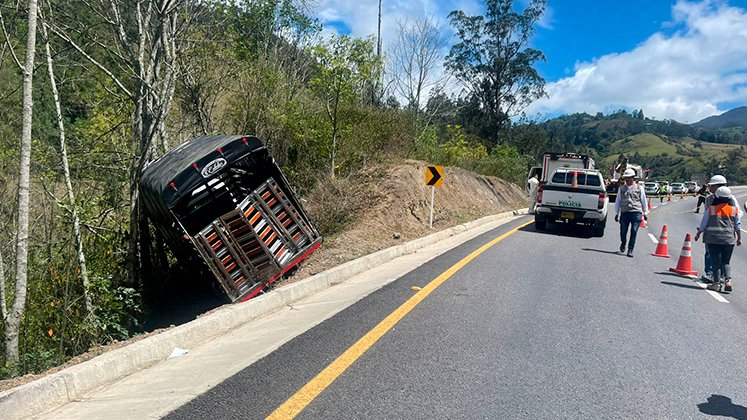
[690, 277, 730, 303]
[648, 233, 659, 244]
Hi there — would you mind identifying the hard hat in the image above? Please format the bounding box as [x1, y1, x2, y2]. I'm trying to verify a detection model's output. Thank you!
[709, 174, 727, 185]
[715, 186, 731, 198]
[622, 168, 636, 178]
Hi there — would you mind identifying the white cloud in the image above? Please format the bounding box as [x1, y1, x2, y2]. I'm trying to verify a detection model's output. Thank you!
[312, 0, 483, 45]
[527, 0, 747, 123]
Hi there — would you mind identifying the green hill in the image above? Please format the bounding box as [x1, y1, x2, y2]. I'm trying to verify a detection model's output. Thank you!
[597, 134, 746, 182]
[607, 133, 677, 157]
[535, 111, 747, 182]
[692, 106, 747, 129]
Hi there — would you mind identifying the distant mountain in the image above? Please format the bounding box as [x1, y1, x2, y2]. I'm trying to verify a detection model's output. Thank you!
[692, 106, 747, 129]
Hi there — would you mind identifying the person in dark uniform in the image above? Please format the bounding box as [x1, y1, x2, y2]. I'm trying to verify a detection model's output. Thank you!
[695, 183, 708, 213]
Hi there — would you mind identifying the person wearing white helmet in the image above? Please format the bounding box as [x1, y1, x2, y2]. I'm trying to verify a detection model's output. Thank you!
[699, 174, 740, 283]
[695, 186, 742, 292]
[614, 168, 648, 257]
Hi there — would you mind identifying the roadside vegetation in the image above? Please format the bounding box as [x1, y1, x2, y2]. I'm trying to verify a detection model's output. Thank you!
[1, 0, 745, 381]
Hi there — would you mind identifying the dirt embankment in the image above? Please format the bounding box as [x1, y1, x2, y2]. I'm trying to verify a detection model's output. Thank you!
[294, 160, 528, 279]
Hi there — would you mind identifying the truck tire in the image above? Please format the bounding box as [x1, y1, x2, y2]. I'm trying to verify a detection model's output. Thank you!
[535, 214, 546, 230]
[593, 218, 606, 237]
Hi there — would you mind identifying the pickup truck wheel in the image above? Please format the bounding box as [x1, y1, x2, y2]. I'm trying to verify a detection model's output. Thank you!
[535, 215, 546, 230]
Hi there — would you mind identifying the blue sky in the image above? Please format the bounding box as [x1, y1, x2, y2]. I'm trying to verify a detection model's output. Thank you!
[533, 1, 678, 81]
[312, 0, 747, 123]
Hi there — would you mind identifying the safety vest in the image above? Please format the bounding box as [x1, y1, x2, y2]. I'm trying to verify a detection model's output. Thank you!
[619, 183, 643, 213]
[704, 203, 738, 245]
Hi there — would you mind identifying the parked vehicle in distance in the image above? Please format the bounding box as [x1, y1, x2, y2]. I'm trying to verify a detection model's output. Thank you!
[671, 183, 687, 194]
[644, 182, 660, 196]
[684, 181, 698, 193]
[534, 168, 608, 237]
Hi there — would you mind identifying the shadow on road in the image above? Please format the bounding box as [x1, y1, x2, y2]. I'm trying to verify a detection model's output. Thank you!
[581, 248, 625, 256]
[519, 222, 594, 239]
[659, 280, 702, 291]
[697, 394, 747, 420]
[655, 271, 697, 280]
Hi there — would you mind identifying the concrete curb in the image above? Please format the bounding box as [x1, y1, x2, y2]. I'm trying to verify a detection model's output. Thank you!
[0, 208, 526, 419]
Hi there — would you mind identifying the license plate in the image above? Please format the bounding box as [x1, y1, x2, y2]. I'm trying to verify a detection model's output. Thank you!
[560, 211, 575, 219]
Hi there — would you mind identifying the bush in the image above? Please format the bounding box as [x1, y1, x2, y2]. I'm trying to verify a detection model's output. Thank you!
[304, 175, 359, 236]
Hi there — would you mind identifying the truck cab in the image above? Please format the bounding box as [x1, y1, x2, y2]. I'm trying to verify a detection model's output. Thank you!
[534, 168, 608, 237]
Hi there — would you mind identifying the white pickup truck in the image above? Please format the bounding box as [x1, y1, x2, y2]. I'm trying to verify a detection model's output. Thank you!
[534, 168, 609, 237]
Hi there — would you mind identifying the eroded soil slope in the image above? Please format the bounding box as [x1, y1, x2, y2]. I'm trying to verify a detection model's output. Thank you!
[295, 160, 527, 279]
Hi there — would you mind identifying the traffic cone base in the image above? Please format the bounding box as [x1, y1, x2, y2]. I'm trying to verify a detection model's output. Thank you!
[669, 233, 698, 276]
[652, 225, 670, 258]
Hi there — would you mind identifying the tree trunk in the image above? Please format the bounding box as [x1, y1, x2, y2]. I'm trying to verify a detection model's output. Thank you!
[41, 18, 93, 315]
[6, 0, 39, 369]
[0, 247, 7, 325]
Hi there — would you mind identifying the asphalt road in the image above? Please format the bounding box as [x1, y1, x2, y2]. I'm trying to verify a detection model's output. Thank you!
[166, 189, 747, 419]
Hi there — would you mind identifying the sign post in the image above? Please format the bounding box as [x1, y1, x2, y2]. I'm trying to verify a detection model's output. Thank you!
[425, 166, 443, 228]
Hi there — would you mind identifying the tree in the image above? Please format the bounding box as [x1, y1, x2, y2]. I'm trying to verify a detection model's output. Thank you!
[4, 0, 39, 371]
[445, 0, 546, 142]
[389, 16, 448, 113]
[40, 8, 93, 315]
[49, 0, 199, 287]
[310, 35, 380, 177]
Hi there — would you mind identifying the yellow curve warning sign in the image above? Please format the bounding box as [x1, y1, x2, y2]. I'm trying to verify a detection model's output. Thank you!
[425, 166, 443, 187]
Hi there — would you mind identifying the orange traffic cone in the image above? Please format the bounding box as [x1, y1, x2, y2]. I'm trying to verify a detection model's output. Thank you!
[648, 200, 652, 211]
[639, 215, 647, 228]
[669, 233, 698, 276]
[668, 194, 672, 202]
[652, 225, 670, 258]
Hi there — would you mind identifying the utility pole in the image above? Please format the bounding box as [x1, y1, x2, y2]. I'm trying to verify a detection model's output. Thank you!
[372, 0, 382, 106]
[377, 0, 382, 60]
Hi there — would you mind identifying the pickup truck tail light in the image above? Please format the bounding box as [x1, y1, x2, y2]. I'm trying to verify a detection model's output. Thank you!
[536, 184, 543, 203]
[598, 192, 606, 209]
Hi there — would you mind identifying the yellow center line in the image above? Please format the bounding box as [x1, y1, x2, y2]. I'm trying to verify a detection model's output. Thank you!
[267, 220, 533, 419]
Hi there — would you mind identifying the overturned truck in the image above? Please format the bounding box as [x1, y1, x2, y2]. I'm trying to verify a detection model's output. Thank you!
[140, 135, 322, 302]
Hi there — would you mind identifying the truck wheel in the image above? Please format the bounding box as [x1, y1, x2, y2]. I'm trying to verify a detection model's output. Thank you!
[593, 218, 606, 237]
[535, 215, 546, 231]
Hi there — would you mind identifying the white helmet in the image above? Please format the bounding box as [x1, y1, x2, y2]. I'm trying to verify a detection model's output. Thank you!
[715, 186, 732, 198]
[709, 174, 727, 185]
[622, 168, 636, 178]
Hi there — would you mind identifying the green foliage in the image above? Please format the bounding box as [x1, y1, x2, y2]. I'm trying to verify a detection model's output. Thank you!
[445, 0, 546, 139]
[414, 125, 529, 184]
[82, 275, 141, 342]
[309, 34, 382, 176]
